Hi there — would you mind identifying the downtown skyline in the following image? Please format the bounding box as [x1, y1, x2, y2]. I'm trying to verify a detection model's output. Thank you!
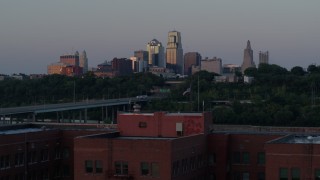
[0, 0, 320, 74]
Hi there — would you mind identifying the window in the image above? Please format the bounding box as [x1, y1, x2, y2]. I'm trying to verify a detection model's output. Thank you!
[0, 155, 10, 169]
[151, 163, 160, 177]
[176, 122, 183, 136]
[40, 149, 49, 162]
[190, 156, 196, 169]
[95, 160, 103, 173]
[279, 168, 288, 180]
[139, 122, 147, 128]
[141, 162, 149, 175]
[291, 168, 300, 180]
[14, 152, 24, 166]
[233, 152, 241, 164]
[172, 161, 180, 176]
[257, 152, 265, 165]
[115, 161, 128, 175]
[233, 172, 241, 180]
[243, 172, 249, 180]
[315, 169, 320, 180]
[54, 146, 62, 159]
[85, 160, 93, 173]
[208, 153, 216, 166]
[63, 165, 70, 176]
[27, 151, 37, 164]
[243, 152, 250, 164]
[258, 172, 265, 180]
[63, 148, 70, 159]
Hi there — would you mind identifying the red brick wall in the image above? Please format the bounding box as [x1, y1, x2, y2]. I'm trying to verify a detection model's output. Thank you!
[208, 133, 282, 179]
[118, 112, 211, 137]
[266, 143, 320, 180]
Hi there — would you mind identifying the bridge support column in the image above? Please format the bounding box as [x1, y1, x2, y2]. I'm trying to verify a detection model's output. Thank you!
[10, 115, 12, 124]
[79, 111, 82, 123]
[61, 112, 64, 123]
[105, 107, 108, 124]
[84, 109, 87, 123]
[56, 112, 60, 123]
[2, 115, 5, 124]
[100, 107, 103, 124]
[111, 107, 114, 124]
[32, 113, 36, 122]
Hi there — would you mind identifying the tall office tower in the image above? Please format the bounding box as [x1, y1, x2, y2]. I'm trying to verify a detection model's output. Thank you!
[60, 52, 80, 66]
[146, 39, 165, 67]
[166, 31, 183, 74]
[259, 51, 269, 65]
[80, 50, 88, 73]
[201, 57, 223, 75]
[133, 50, 148, 72]
[184, 52, 202, 76]
[241, 40, 256, 73]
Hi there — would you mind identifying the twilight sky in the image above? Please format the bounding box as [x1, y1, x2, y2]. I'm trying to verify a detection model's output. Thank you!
[0, 0, 319, 74]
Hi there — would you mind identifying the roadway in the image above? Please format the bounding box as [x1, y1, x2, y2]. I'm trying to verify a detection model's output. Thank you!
[0, 97, 150, 116]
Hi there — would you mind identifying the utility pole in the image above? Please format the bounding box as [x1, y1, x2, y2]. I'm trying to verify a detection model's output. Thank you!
[198, 75, 200, 112]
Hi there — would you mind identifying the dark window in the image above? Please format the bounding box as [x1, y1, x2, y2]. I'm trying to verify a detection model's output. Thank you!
[243, 152, 250, 164]
[190, 156, 196, 169]
[208, 153, 216, 166]
[151, 162, 160, 177]
[115, 161, 128, 175]
[257, 152, 265, 165]
[41, 149, 49, 162]
[54, 146, 62, 159]
[233, 152, 241, 164]
[0, 155, 10, 169]
[172, 161, 180, 176]
[95, 160, 103, 173]
[63, 165, 70, 176]
[15, 152, 24, 166]
[85, 160, 93, 173]
[291, 168, 300, 180]
[139, 122, 147, 128]
[141, 162, 149, 175]
[28, 151, 37, 164]
[243, 172, 249, 180]
[233, 172, 241, 180]
[258, 172, 265, 180]
[63, 148, 70, 159]
[279, 168, 288, 180]
[315, 169, 320, 180]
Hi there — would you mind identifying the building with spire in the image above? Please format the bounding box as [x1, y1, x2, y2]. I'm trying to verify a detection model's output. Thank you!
[166, 31, 183, 74]
[259, 51, 269, 65]
[146, 39, 165, 67]
[80, 50, 88, 73]
[241, 40, 255, 73]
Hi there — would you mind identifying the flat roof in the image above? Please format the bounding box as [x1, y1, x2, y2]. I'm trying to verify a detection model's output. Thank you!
[115, 136, 176, 140]
[0, 127, 47, 135]
[269, 135, 320, 144]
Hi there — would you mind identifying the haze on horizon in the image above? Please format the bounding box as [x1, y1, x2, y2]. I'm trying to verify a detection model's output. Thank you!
[0, 0, 319, 74]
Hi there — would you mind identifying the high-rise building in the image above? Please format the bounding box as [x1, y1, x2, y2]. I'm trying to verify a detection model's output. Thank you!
[133, 50, 149, 72]
[60, 52, 79, 66]
[111, 58, 133, 76]
[184, 52, 202, 76]
[201, 57, 223, 75]
[146, 39, 165, 67]
[80, 50, 88, 73]
[241, 40, 256, 73]
[166, 31, 183, 74]
[259, 51, 269, 65]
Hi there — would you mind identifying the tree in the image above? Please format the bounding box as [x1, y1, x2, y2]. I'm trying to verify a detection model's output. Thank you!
[291, 66, 306, 76]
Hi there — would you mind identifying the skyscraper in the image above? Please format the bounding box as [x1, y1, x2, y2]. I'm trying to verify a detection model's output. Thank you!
[166, 31, 183, 74]
[184, 52, 201, 76]
[241, 40, 256, 73]
[80, 50, 88, 73]
[259, 51, 269, 65]
[146, 39, 165, 67]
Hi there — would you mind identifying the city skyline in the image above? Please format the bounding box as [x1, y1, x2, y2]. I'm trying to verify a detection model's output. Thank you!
[0, 0, 320, 74]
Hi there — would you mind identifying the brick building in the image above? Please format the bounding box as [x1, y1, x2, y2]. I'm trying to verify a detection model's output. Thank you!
[2, 113, 320, 179]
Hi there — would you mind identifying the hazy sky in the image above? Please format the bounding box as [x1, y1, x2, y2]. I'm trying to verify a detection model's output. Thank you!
[0, 0, 319, 74]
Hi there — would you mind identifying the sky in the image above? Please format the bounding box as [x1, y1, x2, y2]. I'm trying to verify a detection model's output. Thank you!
[0, 0, 320, 74]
